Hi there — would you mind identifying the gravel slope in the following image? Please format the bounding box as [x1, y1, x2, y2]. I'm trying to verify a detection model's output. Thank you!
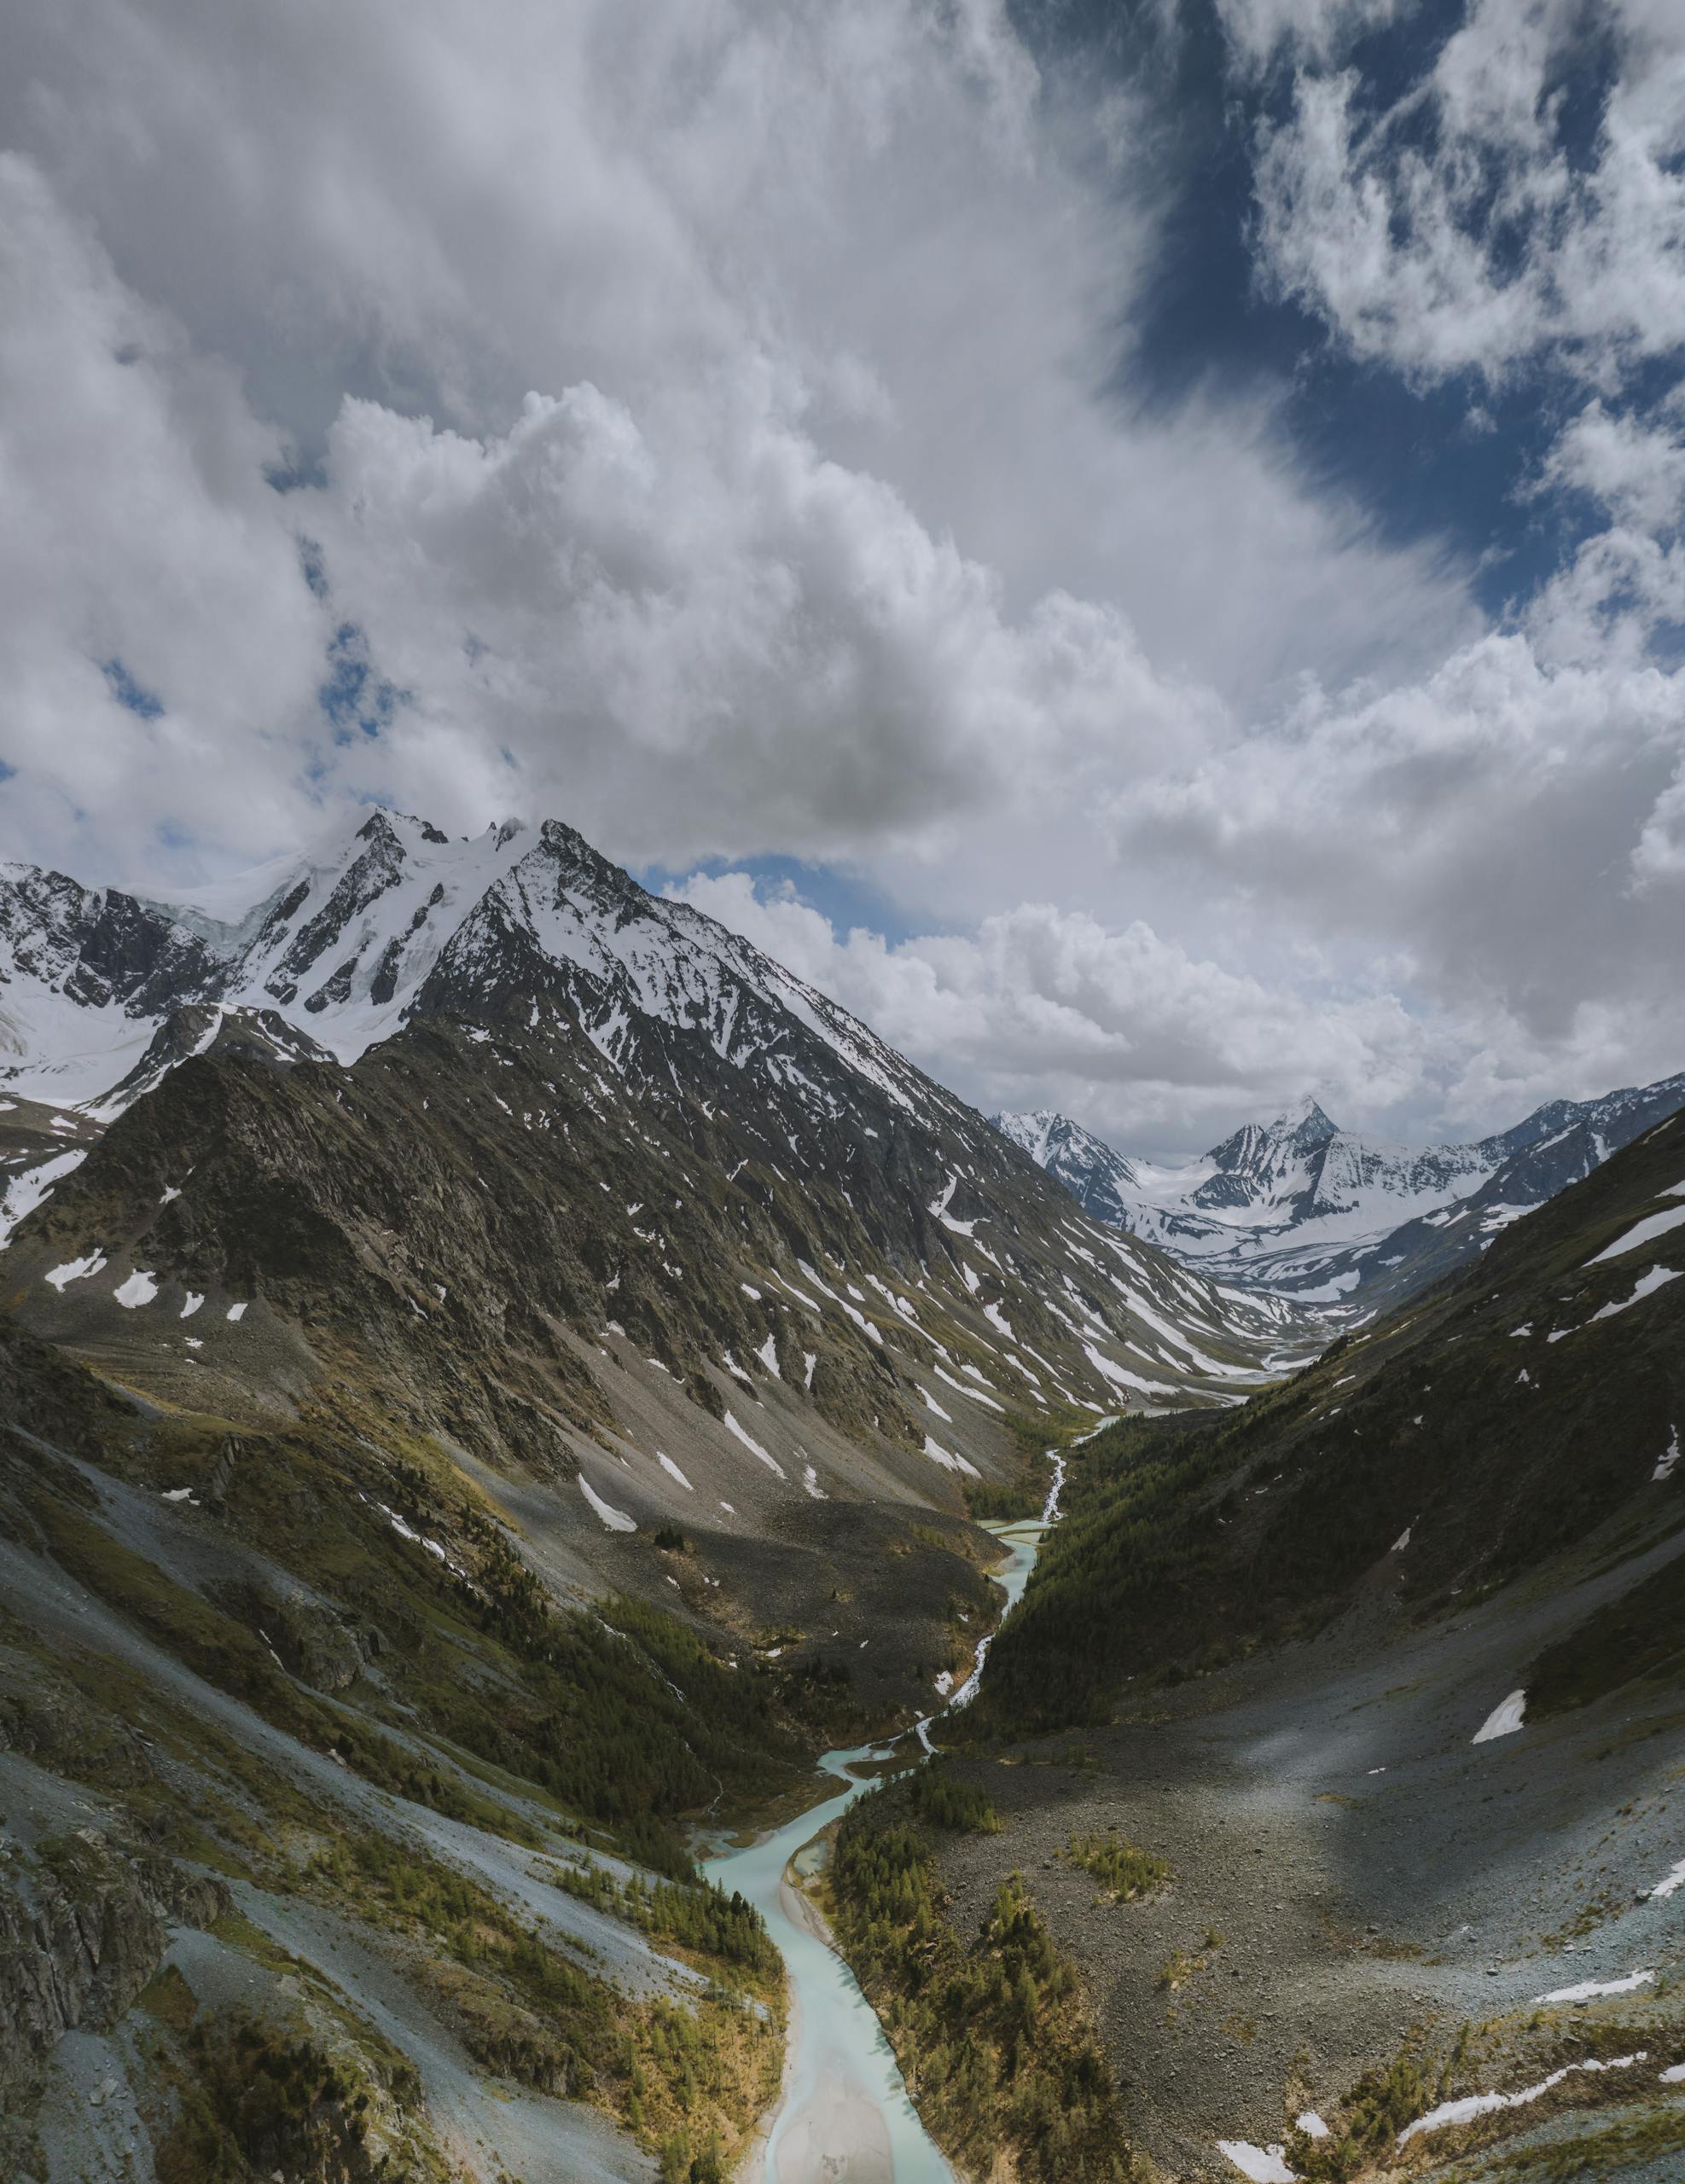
[928, 1537, 1685, 2180]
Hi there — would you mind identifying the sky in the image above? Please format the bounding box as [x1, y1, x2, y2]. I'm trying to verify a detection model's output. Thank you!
[1, 0, 1682, 1157]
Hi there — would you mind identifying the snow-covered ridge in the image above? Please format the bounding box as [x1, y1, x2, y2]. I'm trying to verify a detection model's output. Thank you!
[996, 1075, 1685, 1304]
[0, 810, 950, 1134]
[3, 809, 1328, 1424]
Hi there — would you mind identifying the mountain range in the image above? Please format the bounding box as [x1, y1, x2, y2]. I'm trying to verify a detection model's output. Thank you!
[3, 804, 1682, 2184]
[995, 1074, 1685, 1306]
[0, 804, 1324, 2182]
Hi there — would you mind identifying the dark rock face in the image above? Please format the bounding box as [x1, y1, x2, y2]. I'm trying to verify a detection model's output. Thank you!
[212, 1580, 376, 1693]
[1193, 1099, 1340, 1216]
[0, 866, 219, 1029]
[0, 1831, 230, 2102]
[269, 812, 410, 1002]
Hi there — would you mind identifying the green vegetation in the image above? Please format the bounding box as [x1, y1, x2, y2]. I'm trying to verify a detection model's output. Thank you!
[828, 1786, 1132, 2183]
[154, 2009, 435, 2184]
[1485, 2102, 1685, 2180]
[0, 1325, 793, 2181]
[1063, 1830, 1170, 1901]
[1527, 1545, 1685, 1716]
[903, 1763, 1002, 1833]
[1281, 2016, 1678, 2181]
[1284, 2040, 1437, 2181]
[967, 1116, 1685, 1732]
[10, 1406, 802, 1878]
[962, 1409, 1241, 1729]
[550, 1857, 781, 1982]
[964, 1472, 1048, 1523]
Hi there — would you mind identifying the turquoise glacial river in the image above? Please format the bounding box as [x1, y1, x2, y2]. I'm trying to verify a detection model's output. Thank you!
[702, 1453, 1066, 2183]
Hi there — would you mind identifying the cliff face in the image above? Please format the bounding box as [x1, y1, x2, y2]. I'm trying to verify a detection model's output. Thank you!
[0, 1820, 230, 2174]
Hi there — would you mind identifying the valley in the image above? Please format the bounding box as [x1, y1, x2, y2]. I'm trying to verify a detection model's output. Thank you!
[1, 810, 1681, 2184]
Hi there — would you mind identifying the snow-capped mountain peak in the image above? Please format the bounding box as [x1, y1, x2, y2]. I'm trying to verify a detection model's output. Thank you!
[991, 1109, 1142, 1228]
[2, 807, 1329, 1457]
[999, 1075, 1685, 1309]
[2, 804, 967, 1173]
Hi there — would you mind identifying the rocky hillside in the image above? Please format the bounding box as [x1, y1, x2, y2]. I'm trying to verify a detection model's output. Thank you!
[833, 1109, 1685, 2184]
[0, 807, 1326, 2182]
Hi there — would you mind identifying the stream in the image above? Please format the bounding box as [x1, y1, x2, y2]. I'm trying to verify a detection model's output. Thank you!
[701, 1450, 1066, 2183]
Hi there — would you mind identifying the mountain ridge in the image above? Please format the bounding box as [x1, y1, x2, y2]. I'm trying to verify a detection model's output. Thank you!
[995, 1069, 1685, 1305]
[3, 807, 1324, 1662]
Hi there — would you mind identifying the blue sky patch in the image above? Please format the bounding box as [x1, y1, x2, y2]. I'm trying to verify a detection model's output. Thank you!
[319, 622, 409, 743]
[102, 658, 165, 719]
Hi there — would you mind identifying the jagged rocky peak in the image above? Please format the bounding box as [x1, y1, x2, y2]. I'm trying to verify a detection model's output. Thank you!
[991, 1109, 1142, 1227]
[1003, 1071, 1685, 1311]
[3, 806, 958, 1131]
[1204, 1094, 1339, 1175]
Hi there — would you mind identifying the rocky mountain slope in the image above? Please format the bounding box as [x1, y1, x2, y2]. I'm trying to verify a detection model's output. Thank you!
[3, 812, 1321, 1548]
[847, 1106, 1685, 2181]
[996, 1070, 1685, 1307]
[0, 807, 1326, 2183]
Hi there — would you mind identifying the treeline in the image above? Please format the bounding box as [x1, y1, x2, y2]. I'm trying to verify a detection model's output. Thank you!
[156, 2009, 427, 2184]
[969, 1191, 1685, 1734]
[444, 1530, 802, 1873]
[554, 1858, 781, 1983]
[903, 1763, 1001, 1833]
[961, 1409, 1241, 1731]
[828, 1786, 1132, 2182]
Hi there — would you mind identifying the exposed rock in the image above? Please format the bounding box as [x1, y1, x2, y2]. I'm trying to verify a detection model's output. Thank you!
[0, 1829, 229, 2100]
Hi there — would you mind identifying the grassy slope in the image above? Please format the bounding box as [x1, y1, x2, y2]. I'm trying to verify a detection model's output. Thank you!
[0, 1313, 792, 2182]
[973, 1110, 1685, 1733]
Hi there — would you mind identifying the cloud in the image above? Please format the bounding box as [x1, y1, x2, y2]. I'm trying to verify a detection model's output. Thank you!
[1212, 0, 1405, 73]
[1252, 0, 1685, 391]
[1538, 400, 1685, 537]
[1110, 628, 1685, 1072]
[671, 845, 1685, 1153]
[0, 154, 328, 865]
[296, 377, 1225, 867]
[0, 0, 1680, 1151]
[1523, 401, 1685, 666]
[0, 0, 1470, 886]
[670, 869, 1450, 1147]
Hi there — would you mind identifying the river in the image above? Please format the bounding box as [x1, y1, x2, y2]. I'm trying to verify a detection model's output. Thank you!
[701, 1449, 1066, 2183]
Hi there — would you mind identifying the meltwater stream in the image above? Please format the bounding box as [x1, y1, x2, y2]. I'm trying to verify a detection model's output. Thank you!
[702, 1451, 1066, 2183]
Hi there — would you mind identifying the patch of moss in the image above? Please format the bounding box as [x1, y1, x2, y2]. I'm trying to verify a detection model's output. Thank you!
[1062, 1831, 1171, 1902]
[137, 1964, 199, 2036]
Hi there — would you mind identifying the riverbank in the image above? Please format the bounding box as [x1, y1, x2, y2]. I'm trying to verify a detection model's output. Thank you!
[918, 1546, 1685, 2181]
[700, 1464, 1066, 2182]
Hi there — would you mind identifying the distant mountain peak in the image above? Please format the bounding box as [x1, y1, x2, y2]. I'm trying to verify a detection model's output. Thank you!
[1265, 1094, 1339, 1140]
[1005, 1074, 1685, 1310]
